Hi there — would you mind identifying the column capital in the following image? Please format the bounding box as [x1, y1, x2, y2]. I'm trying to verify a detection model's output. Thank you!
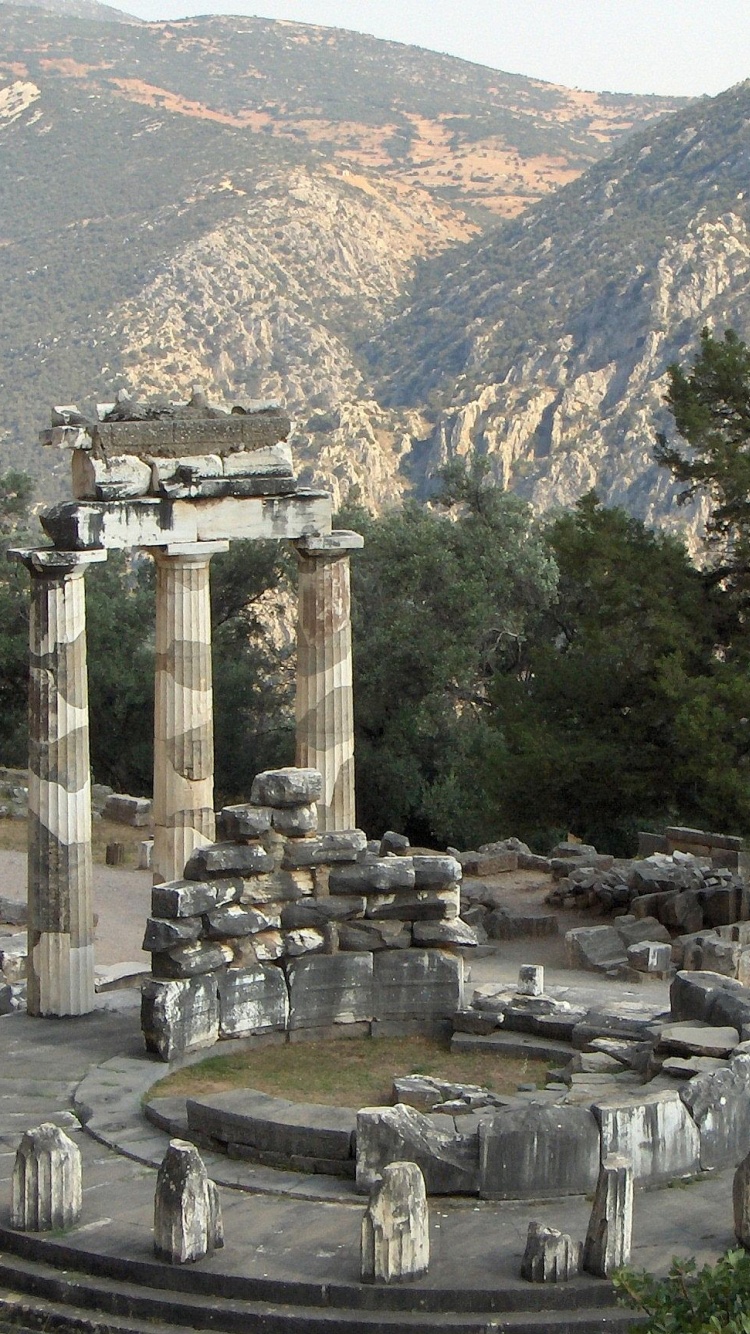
[8, 547, 107, 576]
[293, 529, 364, 557]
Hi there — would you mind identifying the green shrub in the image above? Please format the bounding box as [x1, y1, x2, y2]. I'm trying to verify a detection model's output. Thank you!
[615, 1250, 750, 1333]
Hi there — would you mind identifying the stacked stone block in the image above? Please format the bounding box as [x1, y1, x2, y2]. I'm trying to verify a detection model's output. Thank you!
[142, 767, 471, 1060]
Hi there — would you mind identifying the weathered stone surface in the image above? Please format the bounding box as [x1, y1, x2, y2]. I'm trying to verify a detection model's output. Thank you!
[217, 804, 272, 840]
[282, 831, 368, 868]
[373, 950, 463, 1021]
[479, 1104, 600, 1200]
[520, 1222, 581, 1283]
[356, 1105, 479, 1195]
[517, 965, 544, 997]
[582, 1155, 633, 1278]
[670, 969, 747, 1023]
[142, 976, 219, 1061]
[286, 953, 373, 1028]
[614, 915, 671, 947]
[460, 851, 517, 876]
[366, 890, 458, 922]
[187, 1088, 356, 1161]
[361, 1161, 429, 1283]
[412, 920, 478, 948]
[572, 1009, 662, 1049]
[565, 926, 627, 973]
[183, 842, 274, 880]
[661, 1055, 728, 1078]
[734, 1148, 750, 1248]
[142, 916, 202, 953]
[251, 930, 284, 962]
[218, 963, 289, 1038]
[153, 1140, 223, 1265]
[11, 1124, 82, 1231]
[659, 890, 703, 935]
[680, 1054, 750, 1170]
[707, 989, 750, 1032]
[239, 870, 313, 905]
[380, 831, 410, 856]
[250, 768, 323, 808]
[271, 804, 318, 837]
[593, 1089, 700, 1183]
[701, 884, 745, 928]
[627, 941, 672, 974]
[102, 793, 152, 826]
[152, 941, 233, 979]
[280, 896, 366, 929]
[657, 1022, 739, 1058]
[329, 859, 416, 894]
[411, 856, 462, 889]
[152, 878, 240, 919]
[338, 920, 411, 951]
[283, 927, 327, 956]
[203, 903, 280, 939]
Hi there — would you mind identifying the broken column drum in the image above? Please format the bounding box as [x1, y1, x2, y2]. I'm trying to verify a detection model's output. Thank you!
[12, 549, 105, 1016]
[153, 548, 220, 884]
[294, 532, 363, 831]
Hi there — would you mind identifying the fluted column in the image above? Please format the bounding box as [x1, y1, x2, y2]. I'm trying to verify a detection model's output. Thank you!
[294, 531, 363, 831]
[152, 543, 228, 885]
[9, 546, 106, 1016]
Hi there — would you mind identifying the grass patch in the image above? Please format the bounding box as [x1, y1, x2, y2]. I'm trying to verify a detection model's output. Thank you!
[150, 1035, 549, 1108]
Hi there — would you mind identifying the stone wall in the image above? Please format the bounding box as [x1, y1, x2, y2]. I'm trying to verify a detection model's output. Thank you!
[141, 767, 470, 1061]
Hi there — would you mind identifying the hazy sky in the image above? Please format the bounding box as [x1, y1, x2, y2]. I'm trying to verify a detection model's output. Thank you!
[118, 0, 750, 98]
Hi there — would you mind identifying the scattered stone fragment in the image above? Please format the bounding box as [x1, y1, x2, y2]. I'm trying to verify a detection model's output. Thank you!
[361, 1161, 429, 1283]
[183, 842, 274, 880]
[657, 1022, 739, 1059]
[250, 768, 323, 808]
[217, 805, 272, 840]
[582, 1154, 633, 1277]
[11, 1124, 82, 1232]
[356, 1104, 479, 1195]
[153, 1140, 224, 1264]
[517, 965, 544, 997]
[521, 1222, 582, 1283]
[627, 941, 672, 975]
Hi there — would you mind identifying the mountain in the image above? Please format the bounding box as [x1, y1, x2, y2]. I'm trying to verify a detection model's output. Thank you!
[364, 80, 750, 543]
[8, 0, 138, 23]
[0, 4, 681, 502]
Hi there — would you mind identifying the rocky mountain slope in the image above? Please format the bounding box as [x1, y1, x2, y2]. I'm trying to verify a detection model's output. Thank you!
[0, 4, 680, 502]
[366, 80, 750, 544]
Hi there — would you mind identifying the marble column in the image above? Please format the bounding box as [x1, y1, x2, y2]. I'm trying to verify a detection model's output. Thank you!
[10, 546, 106, 1016]
[293, 530, 363, 831]
[152, 542, 228, 885]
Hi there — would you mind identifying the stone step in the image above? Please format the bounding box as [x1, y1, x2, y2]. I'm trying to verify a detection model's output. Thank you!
[451, 1031, 573, 1063]
[0, 1234, 637, 1333]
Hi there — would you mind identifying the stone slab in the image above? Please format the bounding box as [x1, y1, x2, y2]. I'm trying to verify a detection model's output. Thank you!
[286, 953, 374, 1028]
[480, 1104, 600, 1199]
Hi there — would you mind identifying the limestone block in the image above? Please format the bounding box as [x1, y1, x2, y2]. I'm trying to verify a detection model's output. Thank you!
[670, 969, 747, 1023]
[11, 1124, 82, 1231]
[152, 941, 233, 979]
[142, 917, 202, 953]
[565, 927, 627, 973]
[186, 1089, 356, 1162]
[218, 963, 288, 1038]
[593, 1089, 700, 1183]
[251, 930, 285, 962]
[191, 492, 333, 543]
[582, 1155, 633, 1277]
[338, 920, 412, 952]
[102, 793, 152, 826]
[283, 927, 326, 956]
[517, 965, 544, 997]
[250, 768, 323, 807]
[329, 859, 416, 895]
[356, 1105, 479, 1195]
[280, 896, 366, 929]
[361, 1161, 429, 1283]
[153, 1140, 223, 1265]
[141, 976, 220, 1061]
[203, 904, 280, 938]
[152, 878, 240, 919]
[148, 453, 223, 487]
[286, 952, 374, 1028]
[365, 889, 459, 921]
[71, 451, 152, 500]
[239, 870, 313, 905]
[218, 804, 273, 840]
[479, 1105, 600, 1200]
[183, 842, 274, 880]
[707, 988, 750, 1032]
[281, 831, 368, 868]
[627, 941, 672, 974]
[658, 890, 703, 934]
[222, 444, 294, 477]
[680, 1054, 750, 1170]
[520, 1222, 581, 1283]
[657, 1021, 739, 1058]
[412, 920, 478, 948]
[661, 1056, 727, 1078]
[373, 950, 463, 1022]
[460, 850, 517, 876]
[380, 832, 410, 856]
[411, 856, 462, 889]
[701, 884, 744, 928]
[734, 1147, 750, 1247]
[271, 804, 318, 836]
[692, 936, 742, 976]
[614, 915, 671, 947]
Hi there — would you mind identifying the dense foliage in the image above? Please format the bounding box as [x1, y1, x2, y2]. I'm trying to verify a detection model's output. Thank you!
[615, 1251, 750, 1334]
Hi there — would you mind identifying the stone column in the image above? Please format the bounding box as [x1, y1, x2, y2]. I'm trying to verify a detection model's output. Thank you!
[293, 531, 363, 831]
[152, 542, 228, 885]
[9, 546, 106, 1016]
